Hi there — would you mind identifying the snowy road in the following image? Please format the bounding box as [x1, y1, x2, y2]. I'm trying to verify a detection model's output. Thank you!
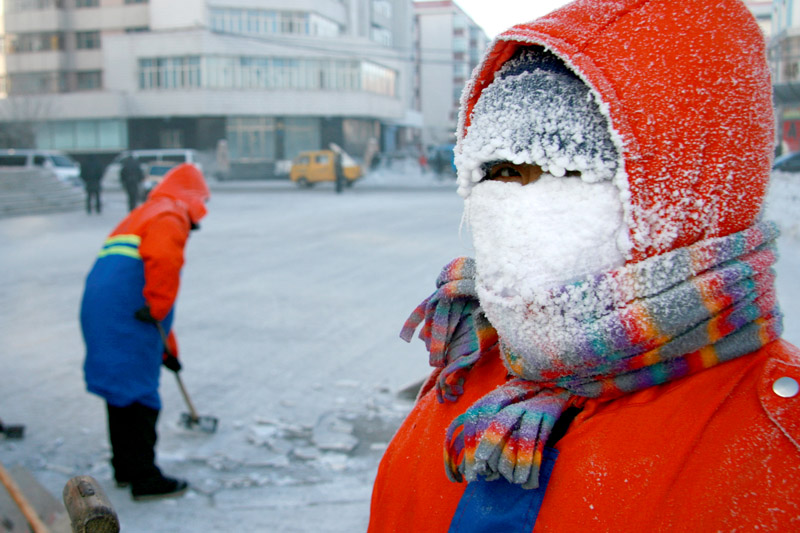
[1, 167, 798, 532]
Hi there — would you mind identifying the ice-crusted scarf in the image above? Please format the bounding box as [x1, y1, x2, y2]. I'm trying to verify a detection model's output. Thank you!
[401, 221, 783, 489]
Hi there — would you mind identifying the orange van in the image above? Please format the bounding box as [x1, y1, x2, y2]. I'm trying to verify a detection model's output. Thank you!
[289, 150, 361, 187]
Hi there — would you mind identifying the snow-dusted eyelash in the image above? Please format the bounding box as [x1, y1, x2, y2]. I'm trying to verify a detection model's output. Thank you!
[479, 160, 581, 182]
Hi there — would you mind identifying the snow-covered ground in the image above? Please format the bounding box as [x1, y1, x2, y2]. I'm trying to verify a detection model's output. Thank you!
[1, 162, 798, 532]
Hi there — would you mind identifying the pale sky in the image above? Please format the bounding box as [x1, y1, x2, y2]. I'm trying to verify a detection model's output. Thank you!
[443, 0, 574, 39]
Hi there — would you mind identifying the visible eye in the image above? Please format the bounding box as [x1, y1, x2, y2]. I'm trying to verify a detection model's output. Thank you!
[488, 164, 522, 179]
[482, 162, 543, 185]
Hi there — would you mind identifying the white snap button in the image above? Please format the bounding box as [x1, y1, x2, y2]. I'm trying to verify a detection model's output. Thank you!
[773, 377, 799, 398]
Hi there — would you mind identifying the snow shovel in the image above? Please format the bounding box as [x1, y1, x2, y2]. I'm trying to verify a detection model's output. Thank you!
[154, 322, 219, 434]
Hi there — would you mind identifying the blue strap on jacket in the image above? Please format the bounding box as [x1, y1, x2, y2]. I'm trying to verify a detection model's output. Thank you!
[448, 447, 559, 532]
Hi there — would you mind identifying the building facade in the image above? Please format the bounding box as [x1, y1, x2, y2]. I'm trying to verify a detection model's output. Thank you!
[0, 0, 422, 177]
[769, 0, 800, 154]
[413, 0, 487, 147]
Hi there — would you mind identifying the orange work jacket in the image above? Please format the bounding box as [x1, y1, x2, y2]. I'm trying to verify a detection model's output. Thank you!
[369, 340, 800, 531]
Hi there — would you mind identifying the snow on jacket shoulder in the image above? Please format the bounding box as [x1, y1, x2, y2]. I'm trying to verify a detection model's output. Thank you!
[369, 341, 800, 531]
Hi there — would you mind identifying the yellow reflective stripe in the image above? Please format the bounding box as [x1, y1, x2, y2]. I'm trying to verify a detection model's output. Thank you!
[98, 246, 141, 260]
[105, 234, 141, 246]
[98, 234, 141, 259]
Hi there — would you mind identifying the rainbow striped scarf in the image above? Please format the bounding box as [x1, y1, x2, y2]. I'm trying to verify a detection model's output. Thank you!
[401, 221, 783, 489]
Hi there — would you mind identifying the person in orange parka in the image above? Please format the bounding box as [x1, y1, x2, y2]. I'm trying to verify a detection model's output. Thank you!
[369, 0, 800, 531]
[80, 163, 209, 501]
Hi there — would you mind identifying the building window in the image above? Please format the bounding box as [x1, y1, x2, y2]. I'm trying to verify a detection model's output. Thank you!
[8, 32, 65, 53]
[75, 0, 99, 7]
[372, 0, 392, 18]
[370, 25, 392, 46]
[139, 54, 396, 97]
[6, 0, 64, 11]
[361, 61, 396, 97]
[283, 117, 320, 160]
[36, 119, 128, 151]
[159, 129, 183, 148]
[453, 62, 468, 78]
[209, 8, 336, 37]
[139, 57, 202, 90]
[280, 12, 308, 34]
[124, 0, 148, 4]
[75, 31, 101, 50]
[76, 70, 102, 90]
[6, 72, 59, 94]
[226, 117, 277, 161]
[125, 27, 150, 33]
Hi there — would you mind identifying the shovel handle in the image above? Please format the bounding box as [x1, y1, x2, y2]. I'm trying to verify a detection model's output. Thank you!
[174, 372, 200, 422]
[153, 321, 176, 359]
[152, 322, 199, 422]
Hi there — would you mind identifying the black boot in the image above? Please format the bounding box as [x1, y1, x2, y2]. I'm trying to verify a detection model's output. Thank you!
[131, 475, 188, 501]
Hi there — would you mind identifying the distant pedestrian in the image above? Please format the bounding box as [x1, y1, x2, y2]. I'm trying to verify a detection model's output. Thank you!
[80, 157, 103, 214]
[432, 150, 445, 176]
[120, 155, 144, 211]
[80, 164, 210, 501]
[334, 150, 346, 194]
[215, 139, 230, 181]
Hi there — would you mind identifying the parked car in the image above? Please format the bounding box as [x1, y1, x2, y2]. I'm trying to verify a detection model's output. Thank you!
[0, 149, 81, 186]
[103, 149, 202, 185]
[773, 151, 800, 173]
[141, 161, 177, 199]
[289, 150, 362, 188]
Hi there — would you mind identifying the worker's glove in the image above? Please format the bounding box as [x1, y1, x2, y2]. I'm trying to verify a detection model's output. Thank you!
[162, 354, 182, 373]
[134, 305, 158, 324]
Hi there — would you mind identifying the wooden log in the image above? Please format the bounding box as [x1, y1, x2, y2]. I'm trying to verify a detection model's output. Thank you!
[61, 477, 119, 533]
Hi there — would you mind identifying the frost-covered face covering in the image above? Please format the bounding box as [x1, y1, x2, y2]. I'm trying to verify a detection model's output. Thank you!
[467, 178, 626, 368]
[463, 49, 628, 366]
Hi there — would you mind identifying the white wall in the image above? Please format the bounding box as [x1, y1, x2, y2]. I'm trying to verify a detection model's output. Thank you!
[149, 0, 205, 31]
[417, 8, 455, 143]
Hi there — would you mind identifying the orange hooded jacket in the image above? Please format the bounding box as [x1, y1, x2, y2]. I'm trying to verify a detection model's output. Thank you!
[369, 0, 800, 530]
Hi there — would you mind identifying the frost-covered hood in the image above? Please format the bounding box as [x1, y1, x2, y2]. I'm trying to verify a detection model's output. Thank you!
[457, 0, 774, 262]
[149, 163, 210, 224]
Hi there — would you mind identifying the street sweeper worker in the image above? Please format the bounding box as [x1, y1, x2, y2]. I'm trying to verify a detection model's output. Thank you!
[369, 0, 800, 530]
[80, 163, 209, 501]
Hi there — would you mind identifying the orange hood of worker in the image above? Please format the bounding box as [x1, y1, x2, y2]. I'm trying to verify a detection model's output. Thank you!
[148, 163, 210, 224]
[457, 0, 774, 262]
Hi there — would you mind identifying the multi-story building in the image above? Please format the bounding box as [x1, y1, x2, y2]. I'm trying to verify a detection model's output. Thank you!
[769, 0, 800, 154]
[413, 0, 487, 147]
[0, 0, 422, 177]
